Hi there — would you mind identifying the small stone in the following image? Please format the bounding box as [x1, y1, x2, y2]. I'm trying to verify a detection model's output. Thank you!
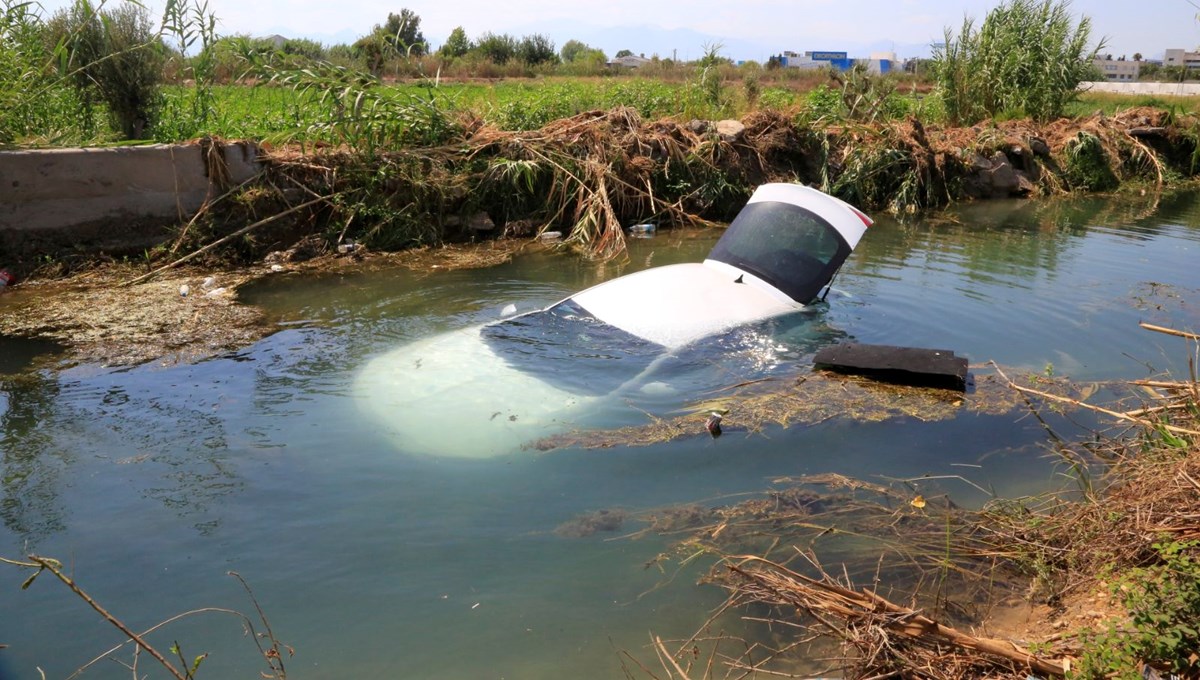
[988, 152, 1019, 196]
[715, 119, 746, 144]
[1016, 171, 1037, 195]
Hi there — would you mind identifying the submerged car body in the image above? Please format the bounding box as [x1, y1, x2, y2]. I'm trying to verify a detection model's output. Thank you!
[356, 183, 873, 458]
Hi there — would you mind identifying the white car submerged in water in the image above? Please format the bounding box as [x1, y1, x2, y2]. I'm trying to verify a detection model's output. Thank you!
[356, 183, 873, 458]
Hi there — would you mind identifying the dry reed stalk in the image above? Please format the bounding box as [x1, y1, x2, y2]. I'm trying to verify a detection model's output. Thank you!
[124, 195, 333, 286]
[1140, 322, 1200, 341]
[722, 555, 1067, 677]
[991, 362, 1200, 437]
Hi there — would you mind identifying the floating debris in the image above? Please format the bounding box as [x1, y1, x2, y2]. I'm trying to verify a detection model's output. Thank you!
[534, 370, 1085, 451]
[554, 509, 628, 538]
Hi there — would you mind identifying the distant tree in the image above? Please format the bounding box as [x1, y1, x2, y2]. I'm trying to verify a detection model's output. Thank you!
[473, 32, 517, 64]
[559, 40, 606, 72]
[560, 39, 588, 63]
[615, 49, 633, 58]
[46, 1, 164, 139]
[379, 9, 427, 55]
[353, 9, 427, 73]
[440, 26, 470, 58]
[518, 33, 557, 65]
[1133, 52, 1143, 61]
[280, 38, 325, 60]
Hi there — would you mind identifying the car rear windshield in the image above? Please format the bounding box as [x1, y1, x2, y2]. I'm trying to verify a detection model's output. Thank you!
[707, 201, 851, 303]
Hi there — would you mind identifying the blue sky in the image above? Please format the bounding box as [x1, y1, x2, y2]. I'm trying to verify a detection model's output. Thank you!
[33, 0, 1200, 62]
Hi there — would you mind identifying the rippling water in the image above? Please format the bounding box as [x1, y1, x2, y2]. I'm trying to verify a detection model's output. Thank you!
[1, 191, 1199, 679]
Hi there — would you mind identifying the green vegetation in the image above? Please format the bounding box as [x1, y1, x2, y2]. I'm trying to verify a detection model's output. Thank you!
[45, 0, 166, 139]
[1077, 540, 1200, 679]
[6, 0, 1200, 267]
[0, 1, 74, 144]
[932, 0, 1104, 124]
[5, 0, 1199, 150]
[0, 0, 911, 146]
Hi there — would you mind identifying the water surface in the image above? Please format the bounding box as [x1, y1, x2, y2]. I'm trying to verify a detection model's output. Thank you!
[1, 190, 1199, 679]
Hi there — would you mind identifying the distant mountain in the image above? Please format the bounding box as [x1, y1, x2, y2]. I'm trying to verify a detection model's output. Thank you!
[250, 25, 360, 48]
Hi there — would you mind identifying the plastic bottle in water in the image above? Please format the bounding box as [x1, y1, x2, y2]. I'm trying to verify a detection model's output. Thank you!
[628, 223, 656, 236]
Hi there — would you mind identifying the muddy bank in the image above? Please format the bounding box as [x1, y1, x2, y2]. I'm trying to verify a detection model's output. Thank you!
[4, 106, 1196, 279]
[0, 239, 531, 368]
[207, 106, 1192, 267]
[0, 265, 268, 367]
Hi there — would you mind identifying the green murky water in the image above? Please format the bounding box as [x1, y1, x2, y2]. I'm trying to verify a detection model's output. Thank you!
[1, 190, 1199, 679]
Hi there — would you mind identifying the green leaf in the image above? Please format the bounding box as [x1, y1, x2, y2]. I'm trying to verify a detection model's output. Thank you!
[20, 567, 42, 590]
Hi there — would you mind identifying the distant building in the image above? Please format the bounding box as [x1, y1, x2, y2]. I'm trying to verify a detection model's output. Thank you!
[1164, 49, 1200, 69]
[610, 54, 651, 68]
[780, 50, 851, 70]
[1093, 57, 1140, 81]
[778, 50, 895, 74]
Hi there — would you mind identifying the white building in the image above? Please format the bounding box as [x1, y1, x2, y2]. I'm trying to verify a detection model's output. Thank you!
[779, 50, 896, 74]
[1164, 49, 1200, 69]
[1093, 57, 1140, 81]
[610, 55, 652, 68]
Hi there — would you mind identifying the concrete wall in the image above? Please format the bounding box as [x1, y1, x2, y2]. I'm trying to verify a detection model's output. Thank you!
[1081, 81, 1200, 96]
[0, 141, 262, 260]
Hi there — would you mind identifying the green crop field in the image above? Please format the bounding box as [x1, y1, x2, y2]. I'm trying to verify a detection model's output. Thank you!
[148, 76, 818, 144]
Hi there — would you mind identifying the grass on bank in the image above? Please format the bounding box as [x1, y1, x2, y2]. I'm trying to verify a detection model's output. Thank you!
[31, 74, 1200, 149]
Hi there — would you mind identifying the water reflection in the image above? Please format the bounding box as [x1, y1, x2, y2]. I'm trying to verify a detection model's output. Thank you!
[0, 371, 69, 542]
[0, 365, 251, 543]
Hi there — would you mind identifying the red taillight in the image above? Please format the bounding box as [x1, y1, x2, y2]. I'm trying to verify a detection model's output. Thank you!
[850, 206, 873, 228]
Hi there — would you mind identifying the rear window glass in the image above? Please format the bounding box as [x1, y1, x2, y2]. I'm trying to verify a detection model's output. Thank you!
[708, 201, 850, 303]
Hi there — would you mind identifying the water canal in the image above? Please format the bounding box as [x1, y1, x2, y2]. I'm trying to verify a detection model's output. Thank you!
[2, 190, 1199, 679]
